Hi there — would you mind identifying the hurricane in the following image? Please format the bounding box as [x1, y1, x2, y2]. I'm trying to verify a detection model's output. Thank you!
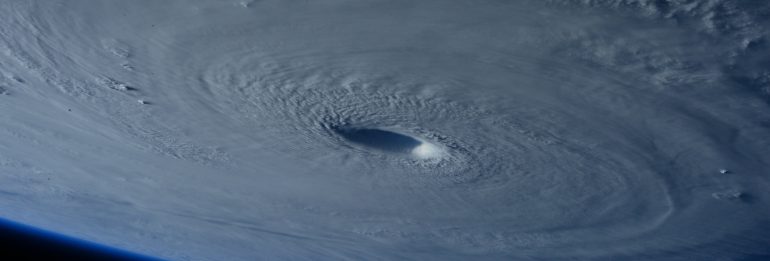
[1, 0, 769, 260]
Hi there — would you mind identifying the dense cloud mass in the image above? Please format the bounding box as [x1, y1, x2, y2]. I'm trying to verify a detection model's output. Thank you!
[1, 0, 769, 260]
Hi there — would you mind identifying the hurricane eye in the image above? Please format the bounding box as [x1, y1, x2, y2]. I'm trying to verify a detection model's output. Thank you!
[333, 127, 422, 153]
